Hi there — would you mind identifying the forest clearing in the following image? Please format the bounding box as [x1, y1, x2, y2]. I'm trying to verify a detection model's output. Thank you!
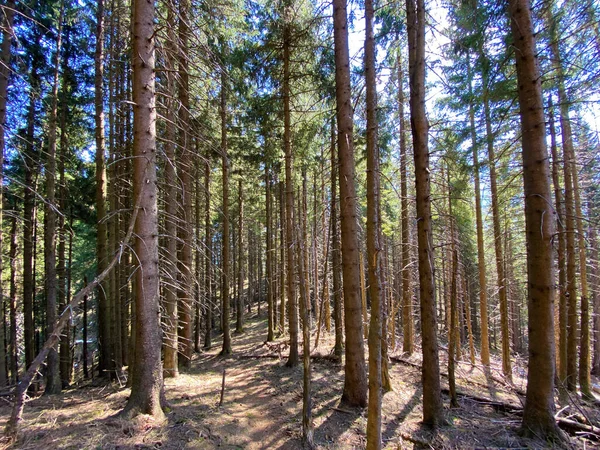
[3, 316, 600, 449]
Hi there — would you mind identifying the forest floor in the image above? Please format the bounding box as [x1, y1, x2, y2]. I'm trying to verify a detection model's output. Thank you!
[1, 314, 599, 449]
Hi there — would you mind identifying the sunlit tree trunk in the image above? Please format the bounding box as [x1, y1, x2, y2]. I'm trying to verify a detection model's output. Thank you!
[283, 7, 298, 367]
[162, 1, 178, 377]
[482, 83, 512, 381]
[177, 0, 193, 368]
[509, 0, 560, 436]
[236, 179, 245, 333]
[548, 100, 567, 385]
[331, 121, 343, 359]
[365, 0, 383, 442]
[220, 56, 232, 356]
[266, 164, 275, 342]
[467, 55, 490, 367]
[333, 0, 367, 407]
[121, 0, 165, 419]
[398, 51, 413, 356]
[406, 0, 443, 426]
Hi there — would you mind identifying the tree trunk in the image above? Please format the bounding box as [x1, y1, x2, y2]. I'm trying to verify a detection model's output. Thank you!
[220, 56, 232, 356]
[266, 165, 275, 342]
[398, 51, 413, 356]
[331, 121, 343, 359]
[508, 0, 560, 437]
[548, 99, 567, 385]
[591, 224, 600, 376]
[467, 55, 490, 367]
[0, 0, 14, 388]
[162, 1, 178, 377]
[333, 0, 367, 407]
[365, 0, 383, 444]
[296, 190, 314, 448]
[9, 207, 17, 383]
[204, 147, 213, 349]
[95, 0, 109, 378]
[121, 0, 165, 420]
[406, 0, 443, 426]
[283, 10, 298, 368]
[279, 180, 286, 334]
[177, 0, 193, 369]
[236, 179, 245, 333]
[43, 1, 65, 395]
[23, 35, 42, 382]
[483, 83, 512, 381]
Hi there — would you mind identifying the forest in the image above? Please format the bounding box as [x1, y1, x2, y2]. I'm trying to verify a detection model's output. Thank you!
[0, 0, 598, 447]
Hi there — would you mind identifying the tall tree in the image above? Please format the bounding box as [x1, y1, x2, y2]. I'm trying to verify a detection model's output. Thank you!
[365, 0, 383, 444]
[220, 50, 232, 356]
[95, 0, 110, 378]
[121, 0, 165, 419]
[283, 1, 298, 367]
[508, 0, 560, 437]
[406, 0, 443, 426]
[44, 0, 65, 395]
[0, 0, 15, 387]
[333, 0, 367, 407]
[162, 0, 178, 378]
[177, 0, 193, 369]
[397, 50, 413, 356]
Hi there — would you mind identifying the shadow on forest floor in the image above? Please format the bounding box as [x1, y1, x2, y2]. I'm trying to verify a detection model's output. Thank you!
[0, 315, 597, 449]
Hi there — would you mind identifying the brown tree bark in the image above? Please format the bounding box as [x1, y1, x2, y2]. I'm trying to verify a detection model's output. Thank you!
[406, 0, 443, 426]
[283, 8, 298, 367]
[95, 0, 109, 377]
[236, 179, 245, 333]
[397, 50, 413, 356]
[508, 0, 560, 437]
[266, 164, 275, 342]
[333, 0, 367, 407]
[331, 121, 343, 359]
[162, 0, 178, 377]
[121, 0, 165, 420]
[177, 0, 193, 369]
[467, 55, 490, 367]
[279, 180, 286, 334]
[0, 0, 14, 387]
[483, 82, 512, 381]
[365, 0, 383, 443]
[204, 147, 213, 349]
[220, 55, 232, 356]
[23, 33, 42, 380]
[548, 99, 567, 385]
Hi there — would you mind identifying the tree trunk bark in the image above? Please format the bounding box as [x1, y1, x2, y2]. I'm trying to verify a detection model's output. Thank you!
[283, 10, 298, 367]
[177, 0, 193, 369]
[220, 55, 232, 356]
[398, 51, 413, 356]
[333, 0, 367, 407]
[467, 55, 490, 367]
[508, 0, 560, 437]
[548, 99, 567, 385]
[406, 0, 443, 427]
[365, 0, 383, 443]
[121, 0, 165, 419]
[0, 0, 14, 388]
[161, 0, 179, 378]
[236, 179, 245, 333]
[331, 121, 343, 359]
[483, 85, 512, 381]
[266, 165, 275, 342]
